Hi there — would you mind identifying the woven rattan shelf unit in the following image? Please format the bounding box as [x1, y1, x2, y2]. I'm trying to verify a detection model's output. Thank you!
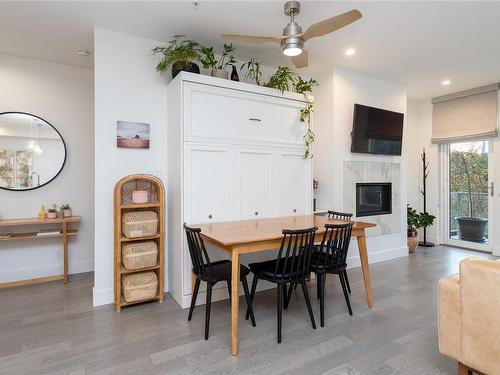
[114, 174, 165, 311]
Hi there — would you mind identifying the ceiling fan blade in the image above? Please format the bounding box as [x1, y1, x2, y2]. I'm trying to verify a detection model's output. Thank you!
[302, 9, 362, 41]
[290, 49, 308, 69]
[221, 33, 283, 44]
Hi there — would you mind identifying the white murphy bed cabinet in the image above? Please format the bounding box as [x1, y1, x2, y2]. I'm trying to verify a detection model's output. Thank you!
[167, 72, 313, 308]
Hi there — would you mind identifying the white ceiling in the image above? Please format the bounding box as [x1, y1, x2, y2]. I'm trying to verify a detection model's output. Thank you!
[1, 1, 500, 99]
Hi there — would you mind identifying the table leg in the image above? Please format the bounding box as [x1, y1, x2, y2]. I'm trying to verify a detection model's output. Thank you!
[63, 222, 68, 284]
[231, 247, 240, 356]
[356, 232, 372, 308]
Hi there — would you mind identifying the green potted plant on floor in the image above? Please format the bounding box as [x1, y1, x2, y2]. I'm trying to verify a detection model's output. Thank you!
[153, 35, 201, 79]
[407, 205, 436, 253]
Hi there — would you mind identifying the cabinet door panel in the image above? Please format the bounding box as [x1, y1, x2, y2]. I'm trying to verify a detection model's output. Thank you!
[235, 147, 275, 220]
[279, 151, 312, 216]
[184, 143, 234, 224]
[184, 82, 305, 146]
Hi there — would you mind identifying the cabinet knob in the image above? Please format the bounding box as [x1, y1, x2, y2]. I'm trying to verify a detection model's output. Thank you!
[254, 211, 259, 216]
[293, 209, 297, 213]
[208, 214, 213, 219]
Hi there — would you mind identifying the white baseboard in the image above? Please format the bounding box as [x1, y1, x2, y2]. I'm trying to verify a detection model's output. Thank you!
[346, 245, 408, 269]
[0, 259, 94, 284]
[93, 286, 114, 307]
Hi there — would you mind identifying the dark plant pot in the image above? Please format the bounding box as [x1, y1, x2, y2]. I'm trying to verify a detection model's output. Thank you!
[172, 61, 200, 79]
[455, 217, 488, 242]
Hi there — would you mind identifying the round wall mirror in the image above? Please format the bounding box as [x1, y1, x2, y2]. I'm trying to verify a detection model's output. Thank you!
[0, 112, 66, 191]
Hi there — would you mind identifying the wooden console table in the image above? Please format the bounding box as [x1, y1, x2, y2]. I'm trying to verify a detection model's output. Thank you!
[0, 216, 81, 286]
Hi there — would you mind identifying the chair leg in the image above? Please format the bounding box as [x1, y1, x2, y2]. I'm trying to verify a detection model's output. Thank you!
[204, 283, 213, 340]
[246, 274, 258, 320]
[316, 275, 321, 299]
[284, 283, 294, 309]
[300, 280, 316, 330]
[319, 273, 325, 327]
[188, 278, 200, 321]
[241, 276, 256, 327]
[277, 284, 283, 343]
[343, 270, 351, 294]
[339, 272, 353, 316]
[226, 280, 232, 303]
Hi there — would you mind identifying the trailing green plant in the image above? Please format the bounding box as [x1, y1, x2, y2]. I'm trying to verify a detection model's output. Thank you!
[240, 58, 263, 85]
[265, 66, 298, 94]
[152, 35, 200, 73]
[294, 77, 318, 94]
[294, 76, 318, 159]
[217, 44, 237, 70]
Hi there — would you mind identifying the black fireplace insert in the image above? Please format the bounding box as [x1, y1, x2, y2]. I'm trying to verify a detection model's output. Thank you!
[356, 183, 392, 217]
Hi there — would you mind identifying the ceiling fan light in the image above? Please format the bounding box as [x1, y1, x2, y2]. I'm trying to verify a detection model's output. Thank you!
[282, 37, 303, 56]
[283, 46, 302, 56]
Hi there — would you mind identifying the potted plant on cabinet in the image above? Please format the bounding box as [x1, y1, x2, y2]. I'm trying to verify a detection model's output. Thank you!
[152, 35, 201, 79]
[200, 43, 236, 79]
[452, 148, 488, 242]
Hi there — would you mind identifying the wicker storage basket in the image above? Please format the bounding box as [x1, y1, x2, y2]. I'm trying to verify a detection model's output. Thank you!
[122, 241, 158, 270]
[122, 211, 158, 238]
[122, 272, 158, 303]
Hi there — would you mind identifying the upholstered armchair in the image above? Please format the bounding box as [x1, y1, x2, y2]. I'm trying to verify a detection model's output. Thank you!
[438, 258, 500, 374]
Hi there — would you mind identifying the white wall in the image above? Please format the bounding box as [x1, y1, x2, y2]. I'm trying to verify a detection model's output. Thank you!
[0, 53, 94, 282]
[314, 67, 408, 266]
[405, 99, 440, 244]
[93, 28, 168, 306]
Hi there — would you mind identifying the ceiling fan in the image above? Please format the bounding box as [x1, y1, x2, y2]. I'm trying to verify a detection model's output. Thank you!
[221, 1, 362, 68]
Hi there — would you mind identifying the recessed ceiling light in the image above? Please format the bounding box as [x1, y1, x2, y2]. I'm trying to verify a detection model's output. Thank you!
[442, 80, 451, 86]
[345, 48, 356, 56]
[76, 49, 90, 57]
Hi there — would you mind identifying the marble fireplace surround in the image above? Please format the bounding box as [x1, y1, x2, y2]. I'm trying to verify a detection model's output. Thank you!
[344, 161, 402, 236]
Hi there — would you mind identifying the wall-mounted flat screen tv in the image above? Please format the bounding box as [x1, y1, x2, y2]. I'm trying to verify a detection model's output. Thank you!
[350, 104, 404, 156]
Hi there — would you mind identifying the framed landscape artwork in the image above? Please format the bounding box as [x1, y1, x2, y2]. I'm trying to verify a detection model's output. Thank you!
[117, 121, 150, 149]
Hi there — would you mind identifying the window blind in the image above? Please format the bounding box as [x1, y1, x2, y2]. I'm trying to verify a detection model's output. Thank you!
[431, 84, 499, 143]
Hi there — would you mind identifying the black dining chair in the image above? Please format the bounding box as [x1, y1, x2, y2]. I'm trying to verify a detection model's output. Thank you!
[311, 223, 354, 327]
[184, 225, 256, 340]
[324, 211, 353, 295]
[245, 227, 318, 343]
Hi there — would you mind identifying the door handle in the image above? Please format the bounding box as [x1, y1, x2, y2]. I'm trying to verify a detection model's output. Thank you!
[248, 118, 262, 122]
[489, 182, 494, 197]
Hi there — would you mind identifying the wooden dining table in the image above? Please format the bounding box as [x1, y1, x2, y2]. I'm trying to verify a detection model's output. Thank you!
[196, 214, 376, 355]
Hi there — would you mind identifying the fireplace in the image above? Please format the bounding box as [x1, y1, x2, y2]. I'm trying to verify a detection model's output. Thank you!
[356, 183, 392, 217]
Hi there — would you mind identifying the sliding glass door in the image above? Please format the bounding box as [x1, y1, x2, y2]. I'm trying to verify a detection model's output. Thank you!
[442, 140, 494, 252]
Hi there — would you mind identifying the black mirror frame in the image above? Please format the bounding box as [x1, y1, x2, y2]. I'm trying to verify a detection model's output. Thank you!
[0, 111, 67, 192]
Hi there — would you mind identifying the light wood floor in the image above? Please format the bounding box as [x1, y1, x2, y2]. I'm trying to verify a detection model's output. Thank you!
[0, 246, 493, 374]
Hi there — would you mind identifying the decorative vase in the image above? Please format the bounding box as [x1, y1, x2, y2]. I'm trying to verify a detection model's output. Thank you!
[407, 230, 418, 253]
[63, 208, 72, 218]
[211, 69, 229, 79]
[47, 212, 57, 219]
[230, 65, 239, 81]
[172, 61, 200, 79]
[57, 210, 64, 219]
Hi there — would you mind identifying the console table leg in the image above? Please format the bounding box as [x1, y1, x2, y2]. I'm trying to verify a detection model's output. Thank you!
[63, 222, 68, 284]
